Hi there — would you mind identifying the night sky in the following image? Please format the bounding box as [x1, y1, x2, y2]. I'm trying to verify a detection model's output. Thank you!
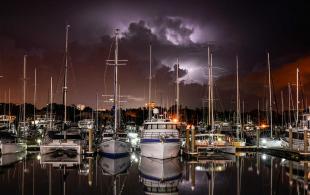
[0, 1, 309, 110]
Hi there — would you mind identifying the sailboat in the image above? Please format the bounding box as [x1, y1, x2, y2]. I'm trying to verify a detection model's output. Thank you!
[1, 55, 27, 155]
[194, 47, 232, 149]
[281, 67, 310, 151]
[40, 25, 82, 155]
[231, 56, 246, 147]
[98, 29, 130, 157]
[259, 53, 282, 148]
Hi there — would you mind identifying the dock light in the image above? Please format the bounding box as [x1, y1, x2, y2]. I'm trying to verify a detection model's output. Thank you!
[261, 124, 267, 128]
[173, 118, 178, 123]
[261, 138, 267, 144]
[36, 154, 41, 160]
[261, 154, 267, 160]
[36, 138, 42, 145]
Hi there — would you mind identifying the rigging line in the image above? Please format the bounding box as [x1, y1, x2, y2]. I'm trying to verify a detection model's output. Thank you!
[103, 38, 115, 97]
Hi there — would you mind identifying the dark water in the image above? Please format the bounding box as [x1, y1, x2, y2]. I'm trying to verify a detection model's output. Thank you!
[0, 152, 306, 195]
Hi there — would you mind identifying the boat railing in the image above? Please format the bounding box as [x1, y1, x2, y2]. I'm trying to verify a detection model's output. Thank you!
[141, 131, 179, 139]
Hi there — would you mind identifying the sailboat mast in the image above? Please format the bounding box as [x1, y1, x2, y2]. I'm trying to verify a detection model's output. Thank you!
[236, 55, 240, 139]
[23, 55, 27, 136]
[207, 46, 211, 126]
[63, 25, 70, 131]
[8, 88, 11, 130]
[296, 67, 299, 128]
[96, 93, 99, 131]
[114, 29, 119, 131]
[210, 53, 214, 130]
[50, 77, 53, 129]
[176, 58, 179, 121]
[267, 52, 273, 138]
[288, 83, 291, 126]
[281, 90, 284, 127]
[34, 67, 37, 122]
[148, 43, 152, 120]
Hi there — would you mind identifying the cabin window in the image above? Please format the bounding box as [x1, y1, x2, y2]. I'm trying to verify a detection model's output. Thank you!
[167, 124, 172, 129]
[152, 124, 157, 129]
[158, 124, 166, 129]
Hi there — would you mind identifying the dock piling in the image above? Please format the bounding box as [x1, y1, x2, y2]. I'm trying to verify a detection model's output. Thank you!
[191, 125, 196, 153]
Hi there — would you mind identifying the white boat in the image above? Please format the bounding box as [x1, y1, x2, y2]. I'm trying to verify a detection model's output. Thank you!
[99, 132, 130, 158]
[40, 129, 82, 155]
[281, 113, 310, 151]
[139, 157, 182, 195]
[140, 109, 180, 159]
[40, 26, 82, 156]
[98, 29, 130, 158]
[0, 131, 27, 155]
[78, 119, 95, 130]
[260, 137, 282, 148]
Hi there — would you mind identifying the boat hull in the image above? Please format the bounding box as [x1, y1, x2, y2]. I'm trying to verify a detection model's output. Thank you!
[99, 139, 130, 158]
[0, 142, 27, 155]
[40, 140, 82, 155]
[140, 139, 180, 159]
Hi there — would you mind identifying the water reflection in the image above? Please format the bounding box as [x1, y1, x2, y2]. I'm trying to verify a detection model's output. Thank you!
[0, 152, 308, 194]
[139, 157, 182, 194]
[99, 155, 131, 195]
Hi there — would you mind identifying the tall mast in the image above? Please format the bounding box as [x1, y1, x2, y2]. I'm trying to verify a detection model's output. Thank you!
[34, 67, 37, 122]
[296, 67, 299, 128]
[8, 88, 11, 130]
[210, 52, 214, 130]
[50, 77, 53, 129]
[23, 55, 27, 136]
[176, 58, 180, 121]
[63, 24, 70, 137]
[288, 83, 291, 126]
[148, 43, 152, 120]
[267, 52, 273, 138]
[207, 46, 211, 126]
[281, 90, 284, 127]
[114, 29, 119, 131]
[236, 55, 240, 139]
[96, 93, 99, 131]
[257, 99, 260, 126]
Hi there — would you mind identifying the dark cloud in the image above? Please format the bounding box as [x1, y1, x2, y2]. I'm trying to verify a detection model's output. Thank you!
[0, 1, 309, 110]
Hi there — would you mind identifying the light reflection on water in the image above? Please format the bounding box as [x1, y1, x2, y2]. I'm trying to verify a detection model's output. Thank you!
[0, 152, 306, 195]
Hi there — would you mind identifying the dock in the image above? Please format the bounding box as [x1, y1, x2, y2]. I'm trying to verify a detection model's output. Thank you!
[183, 144, 310, 161]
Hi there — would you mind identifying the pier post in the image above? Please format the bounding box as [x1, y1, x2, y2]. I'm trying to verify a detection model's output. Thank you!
[88, 128, 93, 153]
[191, 125, 196, 153]
[304, 126, 308, 153]
[304, 162, 308, 190]
[289, 125, 292, 150]
[186, 125, 190, 151]
[256, 127, 259, 148]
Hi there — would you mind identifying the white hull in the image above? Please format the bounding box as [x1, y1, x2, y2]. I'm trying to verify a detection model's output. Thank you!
[0, 142, 27, 155]
[281, 138, 310, 151]
[140, 142, 179, 159]
[259, 138, 282, 148]
[40, 140, 82, 155]
[99, 139, 130, 157]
